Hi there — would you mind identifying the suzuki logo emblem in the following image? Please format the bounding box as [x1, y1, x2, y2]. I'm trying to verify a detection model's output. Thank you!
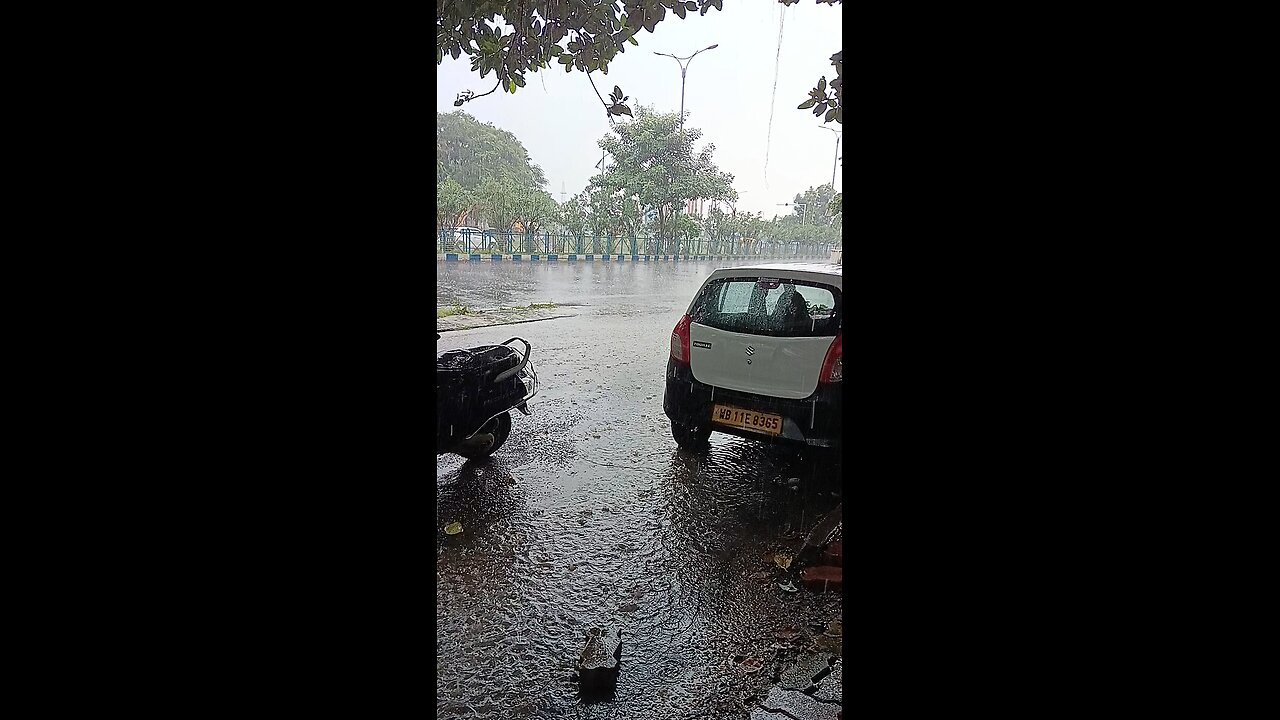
[745, 345, 755, 356]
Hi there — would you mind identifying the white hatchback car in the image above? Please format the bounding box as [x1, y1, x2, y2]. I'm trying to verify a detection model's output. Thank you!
[663, 262, 843, 450]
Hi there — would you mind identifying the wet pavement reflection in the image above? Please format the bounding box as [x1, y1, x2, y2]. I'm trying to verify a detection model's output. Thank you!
[437, 260, 843, 718]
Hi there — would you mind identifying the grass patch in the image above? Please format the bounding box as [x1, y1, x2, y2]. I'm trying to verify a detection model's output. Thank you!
[436, 305, 471, 318]
[493, 302, 560, 312]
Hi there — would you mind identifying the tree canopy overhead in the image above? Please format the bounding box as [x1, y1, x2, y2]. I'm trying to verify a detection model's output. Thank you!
[436, 0, 841, 125]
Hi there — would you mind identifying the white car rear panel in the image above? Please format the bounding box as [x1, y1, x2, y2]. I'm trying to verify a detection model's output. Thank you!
[684, 263, 842, 400]
[689, 325, 833, 399]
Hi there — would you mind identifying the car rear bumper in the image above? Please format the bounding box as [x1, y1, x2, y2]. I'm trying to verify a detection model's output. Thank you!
[663, 360, 842, 447]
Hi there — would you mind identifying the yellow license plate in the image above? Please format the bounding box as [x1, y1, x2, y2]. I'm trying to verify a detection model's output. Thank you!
[711, 404, 783, 436]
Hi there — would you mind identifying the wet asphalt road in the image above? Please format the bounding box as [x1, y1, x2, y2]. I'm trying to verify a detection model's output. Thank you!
[436, 261, 843, 719]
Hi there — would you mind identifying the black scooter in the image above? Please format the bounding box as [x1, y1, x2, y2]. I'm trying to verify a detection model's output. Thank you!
[436, 333, 538, 460]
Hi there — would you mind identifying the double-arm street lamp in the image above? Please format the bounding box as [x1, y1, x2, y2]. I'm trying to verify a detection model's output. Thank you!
[654, 44, 719, 139]
[778, 202, 808, 225]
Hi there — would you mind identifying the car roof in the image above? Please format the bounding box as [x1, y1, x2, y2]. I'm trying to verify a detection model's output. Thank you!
[707, 262, 842, 288]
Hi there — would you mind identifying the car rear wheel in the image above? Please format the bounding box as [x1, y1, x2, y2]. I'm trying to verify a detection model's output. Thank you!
[671, 419, 712, 451]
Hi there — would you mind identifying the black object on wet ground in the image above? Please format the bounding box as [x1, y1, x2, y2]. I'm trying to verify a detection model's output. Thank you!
[576, 627, 622, 700]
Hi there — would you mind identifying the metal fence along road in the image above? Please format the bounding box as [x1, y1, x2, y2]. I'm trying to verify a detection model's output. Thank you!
[437, 228, 835, 261]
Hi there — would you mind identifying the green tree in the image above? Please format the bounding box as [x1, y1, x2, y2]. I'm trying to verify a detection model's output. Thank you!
[591, 106, 735, 243]
[437, 110, 551, 232]
[586, 186, 643, 238]
[554, 192, 593, 235]
[475, 179, 558, 245]
[673, 213, 702, 243]
[437, 110, 547, 192]
[437, 177, 471, 230]
[789, 183, 841, 228]
[436, 1, 841, 126]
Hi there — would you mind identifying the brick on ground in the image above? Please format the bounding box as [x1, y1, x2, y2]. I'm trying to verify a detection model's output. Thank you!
[801, 565, 842, 593]
[821, 541, 842, 567]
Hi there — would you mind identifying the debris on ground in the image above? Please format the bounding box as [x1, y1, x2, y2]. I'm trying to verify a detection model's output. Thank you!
[775, 625, 801, 641]
[773, 553, 793, 571]
[778, 579, 799, 593]
[752, 653, 842, 719]
[444, 521, 464, 536]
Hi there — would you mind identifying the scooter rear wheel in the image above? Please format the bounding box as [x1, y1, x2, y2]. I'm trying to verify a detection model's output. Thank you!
[457, 411, 512, 460]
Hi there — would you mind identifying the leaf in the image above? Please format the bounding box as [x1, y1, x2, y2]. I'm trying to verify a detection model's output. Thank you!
[614, 103, 632, 117]
[674, 2, 686, 18]
[558, 54, 574, 63]
[825, 108, 837, 122]
[817, 76, 826, 94]
[508, 79, 517, 93]
[629, 35, 639, 45]
[444, 521, 463, 535]
[613, 85, 623, 99]
[798, 98, 817, 109]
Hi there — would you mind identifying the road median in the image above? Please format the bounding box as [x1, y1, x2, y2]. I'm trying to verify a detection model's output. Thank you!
[436, 304, 578, 332]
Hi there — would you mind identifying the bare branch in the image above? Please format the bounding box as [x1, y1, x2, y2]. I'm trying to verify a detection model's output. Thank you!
[454, 81, 502, 106]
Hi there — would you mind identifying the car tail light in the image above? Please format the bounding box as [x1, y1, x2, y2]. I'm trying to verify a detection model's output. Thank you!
[671, 314, 692, 365]
[819, 332, 842, 383]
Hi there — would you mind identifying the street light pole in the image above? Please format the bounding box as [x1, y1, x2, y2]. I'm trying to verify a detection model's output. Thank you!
[819, 126, 842, 190]
[654, 44, 719, 140]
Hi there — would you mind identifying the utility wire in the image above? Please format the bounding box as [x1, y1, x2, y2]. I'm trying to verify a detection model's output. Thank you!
[763, 7, 786, 188]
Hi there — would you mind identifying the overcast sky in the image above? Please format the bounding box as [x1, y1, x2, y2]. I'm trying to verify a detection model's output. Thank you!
[437, 2, 842, 220]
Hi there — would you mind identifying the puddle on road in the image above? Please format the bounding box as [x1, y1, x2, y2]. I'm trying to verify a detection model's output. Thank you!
[437, 428, 842, 718]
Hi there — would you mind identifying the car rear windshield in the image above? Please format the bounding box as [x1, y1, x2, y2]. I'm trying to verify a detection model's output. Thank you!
[688, 276, 841, 337]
